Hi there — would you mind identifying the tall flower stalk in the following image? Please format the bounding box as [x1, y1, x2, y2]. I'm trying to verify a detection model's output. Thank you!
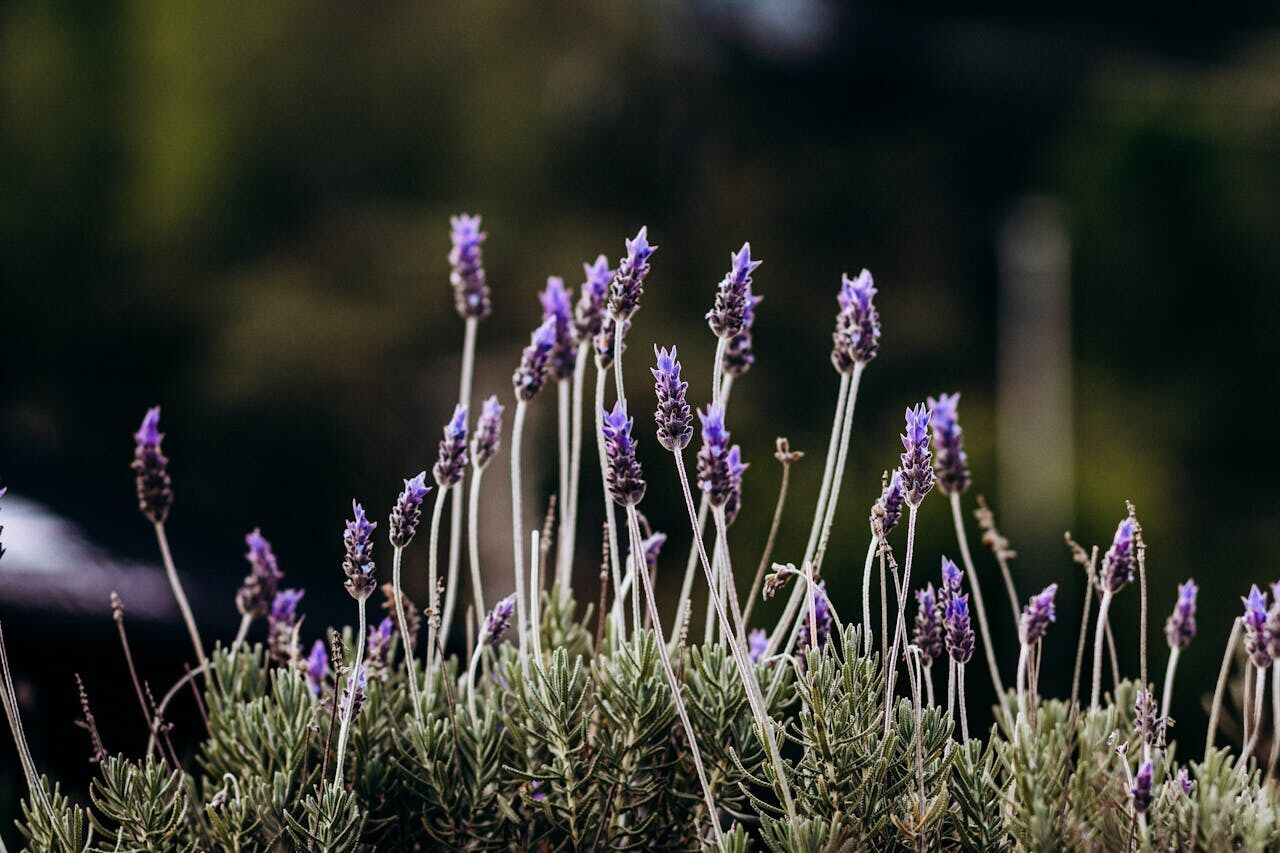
[1161, 579, 1196, 719]
[431, 404, 468, 673]
[541, 275, 578, 599]
[466, 397, 503, 634]
[945, 592, 975, 743]
[1015, 584, 1057, 727]
[233, 527, 283, 650]
[334, 501, 377, 784]
[1240, 585, 1271, 761]
[388, 472, 430, 720]
[1091, 516, 1135, 710]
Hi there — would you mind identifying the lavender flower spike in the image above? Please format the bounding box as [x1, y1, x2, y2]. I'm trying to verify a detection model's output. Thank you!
[722, 451, 746, 526]
[1164, 579, 1197, 651]
[913, 584, 945, 666]
[471, 396, 504, 470]
[448, 213, 491, 320]
[513, 316, 557, 402]
[723, 285, 762, 377]
[574, 255, 613, 342]
[707, 242, 761, 339]
[342, 501, 378, 600]
[940, 556, 964, 602]
[434, 404, 469, 488]
[1242, 584, 1272, 669]
[132, 406, 173, 524]
[1019, 583, 1058, 644]
[927, 392, 971, 496]
[652, 345, 693, 452]
[639, 531, 666, 570]
[268, 588, 305, 664]
[945, 593, 975, 664]
[607, 226, 656, 322]
[236, 528, 284, 618]
[602, 400, 646, 506]
[748, 628, 769, 663]
[696, 404, 746, 507]
[482, 593, 517, 647]
[798, 581, 833, 653]
[541, 275, 577, 381]
[1131, 760, 1154, 814]
[1100, 517, 1136, 593]
[830, 268, 880, 373]
[900, 404, 935, 507]
[871, 469, 905, 539]
[305, 638, 328, 697]
[389, 472, 431, 548]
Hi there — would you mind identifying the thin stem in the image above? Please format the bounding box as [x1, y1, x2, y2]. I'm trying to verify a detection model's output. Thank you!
[530, 530, 544, 666]
[446, 316, 477, 652]
[467, 467, 487, 637]
[1242, 666, 1267, 764]
[958, 664, 970, 745]
[884, 504, 920, 735]
[1160, 647, 1180, 722]
[741, 450, 794, 628]
[153, 522, 207, 672]
[713, 508, 748, 646]
[879, 544, 888, 660]
[812, 362, 864, 572]
[1090, 589, 1114, 711]
[0, 624, 47, 811]
[392, 545, 423, 721]
[704, 529, 720, 647]
[674, 494, 711, 647]
[1105, 615, 1122, 697]
[947, 659, 956, 719]
[1136, 517, 1149, 692]
[113, 599, 157, 737]
[426, 487, 449, 679]
[562, 344, 590, 598]
[1016, 642, 1029, 728]
[625, 506, 726, 853]
[1206, 618, 1243, 757]
[1268, 663, 1280, 778]
[230, 614, 252, 655]
[1070, 576, 1094, 710]
[465, 639, 485, 720]
[860, 536, 877, 652]
[555, 380, 572, 598]
[711, 337, 727, 404]
[442, 483, 463, 645]
[594, 368, 625, 634]
[511, 401, 530, 672]
[333, 598, 367, 785]
[949, 492, 1005, 700]
[924, 663, 935, 708]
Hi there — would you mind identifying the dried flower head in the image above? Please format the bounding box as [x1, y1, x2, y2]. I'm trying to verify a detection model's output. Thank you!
[1165, 579, 1197, 651]
[540, 275, 577, 380]
[927, 392, 971, 496]
[1019, 584, 1058, 644]
[389, 472, 431, 549]
[830, 269, 880, 372]
[471, 396, 504, 471]
[1242, 584, 1272, 669]
[342, 501, 378, 600]
[236, 528, 284, 619]
[900, 404, 935, 507]
[513, 317, 558, 402]
[707, 242, 761, 340]
[1134, 687, 1160, 748]
[871, 469, 905, 539]
[913, 584, 945, 666]
[608, 226, 656, 323]
[1100, 517, 1136, 593]
[601, 400, 646, 506]
[132, 406, 173, 524]
[433, 404, 470, 488]
[652, 346, 694, 452]
[448, 213, 491, 320]
[945, 593, 974, 665]
[574, 255, 614, 342]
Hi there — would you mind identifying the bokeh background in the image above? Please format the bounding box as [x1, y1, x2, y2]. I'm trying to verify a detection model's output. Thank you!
[3, 0, 1280, 831]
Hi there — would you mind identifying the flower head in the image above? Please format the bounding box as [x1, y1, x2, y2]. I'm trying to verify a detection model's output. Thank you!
[471, 396, 504, 470]
[748, 628, 769, 663]
[707, 242, 761, 339]
[798, 582, 833, 654]
[651, 346, 693, 452]
[1101, 517, 1136, 594]
[945, 593, 974, 664]
[1134, 687, 1160, 747]
[608, 226, 656, 322]
[1176, 768, 1193, 795]
[342, 501, 378, 600]
[343, 665, 369, 722]
[830, 269, 880, 372]
[366, 617, 395, 673]
[927, 392, 971, 496]
[448, 213, 491, 320]
[602, 401, 646, 506]
[513, 317, 557, 402]
[871, 469, 905, 539]
[638, 531, 666, 570]
[592, 318, 629, 370]
[1019, 584, 1058, 644]
[1242, 584, 1272, 669]
[940, 556, 964, 601]
[541, 275, 577, 380]
[1164, 579, 1197, 651]
[723, 285, 763, 377]
[389, 472, 431, 548]
[722, 451, 746, 526]
[433, 404, 469, 488]
[132, 406, 173, 524]
[1131, 760, 1154, 814]
[574, 255, 614, 342]
[305, 638, 328, 697]
[913, 584, 945, 666]
[268, 588, 305, 665]
[900, 404, 935, 507]
[482, 593, 517, 647]
[696, 404, 746, 508]
[236, 528, 284, 618]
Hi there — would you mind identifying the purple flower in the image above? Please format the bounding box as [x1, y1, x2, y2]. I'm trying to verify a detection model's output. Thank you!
[1132, 760, 1153, 814]
[236, 528, 284, 619]
[707, 242, 761, 340]
[132, 406, 173, 524]
[940, 556, 964, 601]
[723, 285, 762, 377]
[305, 638, 328, 697]
[748, 628, 769, 663]
[927, 392, 971, 496]
[433, 404, 469, 488]
[541, 275, 577, 380]
[342, 501, 378, 600]
[638, 531, 666, 570]
[513, 316, 557, 402]
[601, 401, 646, 506]
[798, 581, 833, 653]
[1164, 579, 1197, 651]
[1019, 584, 1058, 644]
[471, 396, 504, 470]
[945, 593, 974, 665]
[900, 404, 935, 507]
[696, 404, 746, 508]
[483, 593, 517, 647]
[593, 318, 629, 371]
[830, 269, 880, 373]
[722, 455, 744, 527]
[574, 255, 614, 342]
[1176, 768, 1193, 795]
[913, 584, 945, 666]
[366, 617, 395, 672]
[271, 588, 304, 624]
[607, 227, 656, 323]
[1242, 584, 1272, 669]
[448, 213, 491, 320]
[1134, 687, 1160, 747]
[651, 346, 693, 452]
[344, 665, 369, 721]
[389, 472, 431, 548]
[268, 588, 305, 664]
[871, 469, 905, 539]
[1101, 517, 1136, 594]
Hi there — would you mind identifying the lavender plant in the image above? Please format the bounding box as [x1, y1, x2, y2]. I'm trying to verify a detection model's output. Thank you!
[6, 219, 1280, 853]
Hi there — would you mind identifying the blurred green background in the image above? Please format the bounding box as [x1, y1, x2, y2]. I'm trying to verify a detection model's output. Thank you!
[3, 0, 1280, 820]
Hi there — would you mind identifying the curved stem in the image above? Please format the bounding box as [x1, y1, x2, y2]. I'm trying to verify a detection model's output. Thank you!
[510, 401, 530, 672]
[860, 536, 877, 651]
[594, 366, 625, 636]
[153, 522, 207, 673]
[1242, 666, 1267, 764]
[884, 504, 919, 735]
[392, 545, 423, 721]
[711, 337, 727, 404]
[230, 614, 252, 655]
[465, 640, 485, 721]
[949, 492, 1005, 700]
[1070, 576, 1094, 709]
[529, 530, 544, 665]
[562, 344, 590, 598]
[812, 362, 864, 571]
[1206, 618, 1243, 757]
[741, 451, 794, 629]
[333, 598, 367, 785]
[555, 380, 571, 598]
[1090, 590, 1114, 711]
[1160, 647, 1179, 722]
[467, 467, 488, 638]
[426, 487, 449, 681]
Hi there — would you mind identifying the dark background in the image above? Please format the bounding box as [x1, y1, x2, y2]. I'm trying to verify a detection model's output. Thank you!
[3, 0, 1280, 831]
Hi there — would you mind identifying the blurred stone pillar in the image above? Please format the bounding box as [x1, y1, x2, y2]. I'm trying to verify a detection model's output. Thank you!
[996, 197, 1073, 565]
